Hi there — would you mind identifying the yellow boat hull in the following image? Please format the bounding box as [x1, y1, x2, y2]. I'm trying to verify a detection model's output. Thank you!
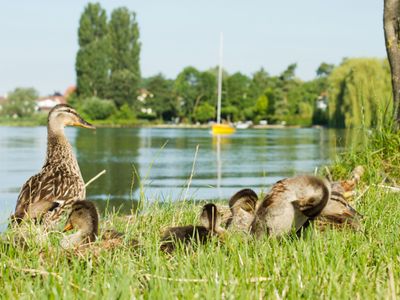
[212, 124, 236, 135]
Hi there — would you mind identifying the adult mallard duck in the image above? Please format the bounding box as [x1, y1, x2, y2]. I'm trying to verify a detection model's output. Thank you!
[11, 104, 95, 225]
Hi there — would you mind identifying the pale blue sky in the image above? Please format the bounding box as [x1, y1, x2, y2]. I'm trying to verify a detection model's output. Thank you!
[0, 1, 385, 95]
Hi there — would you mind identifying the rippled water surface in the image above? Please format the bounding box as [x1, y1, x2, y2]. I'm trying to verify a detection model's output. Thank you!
[0, 126, 351, 230]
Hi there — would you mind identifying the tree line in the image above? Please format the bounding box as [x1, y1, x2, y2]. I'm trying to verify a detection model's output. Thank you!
[0, 3, 394, 129]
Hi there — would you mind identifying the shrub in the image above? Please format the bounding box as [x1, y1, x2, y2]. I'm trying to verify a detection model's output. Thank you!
[81, 97, 116, 120]
[2, 87, 38, 117]
[193, 102, 215, 123]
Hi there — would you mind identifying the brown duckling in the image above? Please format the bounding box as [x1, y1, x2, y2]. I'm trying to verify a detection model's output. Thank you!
[61, 201, 99, 249]
[250, 175, 330, 237]
[160, 203, 225, 253]
[12, 104, 95, 226]
[61, 200, 136, 250]
[225, 188, 258, 232]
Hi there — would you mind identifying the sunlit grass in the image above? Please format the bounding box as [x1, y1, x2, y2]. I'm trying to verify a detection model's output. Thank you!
[1, 185, 399, 299]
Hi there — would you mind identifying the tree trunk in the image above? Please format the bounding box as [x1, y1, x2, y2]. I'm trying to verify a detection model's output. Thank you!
[384, 0, 400, 127]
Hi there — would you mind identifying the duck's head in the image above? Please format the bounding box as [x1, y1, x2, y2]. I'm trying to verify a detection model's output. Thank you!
[229, 188, 258, 215]
[320, 182, 362, 230]
[62, 201, 99, 247]
[200, 203, 224, 234]
[48, 104, 95, 134]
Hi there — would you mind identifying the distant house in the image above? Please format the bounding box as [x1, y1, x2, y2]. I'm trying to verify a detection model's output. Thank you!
[137, 88, 154, 115]
[35, 92, 67, 112]
[137, 88, 153, 103]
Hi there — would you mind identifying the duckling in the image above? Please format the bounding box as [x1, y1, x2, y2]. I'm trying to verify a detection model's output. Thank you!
[250, 175, 330, 237]
[226, 188, 258, 232]
[315, 179, 362, 230]
[61, 200, 135, 250]
[160, 203, 224, 253]
[11, 104, 95, 226]
[61, 200, 98, 249]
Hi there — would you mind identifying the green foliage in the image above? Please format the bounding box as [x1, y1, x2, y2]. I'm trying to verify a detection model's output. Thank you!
[224, 72, 251, 120]
[193, 102, 215, 123]
[316, 62, 334, 77]
[2, 88, 38, 117]
[81, 97, 116, 120]
[78, 3, 108, 46]
[108, 69, 139, 107]
[174, 67, 216, 120]
[76, 3, 109, 98]
[76, 40, 110, 98]
[113, 103, 136, 120]
[221, 105, 239, 121]
[142, 74, 176, 121]
[253, 94, 269, 120]
[109, 8, 141, 77]
[328, 58, 393, 128]
[107, 7, 141, 108]
[75, 4, 141, 107]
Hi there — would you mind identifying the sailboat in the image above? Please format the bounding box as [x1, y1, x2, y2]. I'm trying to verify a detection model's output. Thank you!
[211, 33, 235, 135]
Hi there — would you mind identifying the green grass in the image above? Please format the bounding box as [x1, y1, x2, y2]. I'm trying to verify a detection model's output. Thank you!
[1, 187, 399, 299]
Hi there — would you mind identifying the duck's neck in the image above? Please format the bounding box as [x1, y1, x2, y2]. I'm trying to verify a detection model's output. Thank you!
[45, 125, 80, 173]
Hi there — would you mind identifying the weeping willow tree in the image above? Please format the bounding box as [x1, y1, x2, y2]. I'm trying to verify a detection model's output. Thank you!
[328, 58, 393, 128]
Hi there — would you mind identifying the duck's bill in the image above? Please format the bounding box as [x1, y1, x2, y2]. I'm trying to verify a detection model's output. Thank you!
[73, 117, 95, 129]
[63, 223, 74, 232]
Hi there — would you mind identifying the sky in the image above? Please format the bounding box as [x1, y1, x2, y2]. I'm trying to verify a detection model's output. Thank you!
[0, 1, 386, 96]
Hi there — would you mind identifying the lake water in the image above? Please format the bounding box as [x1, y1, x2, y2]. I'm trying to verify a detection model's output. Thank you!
[0, 126, 351, 230]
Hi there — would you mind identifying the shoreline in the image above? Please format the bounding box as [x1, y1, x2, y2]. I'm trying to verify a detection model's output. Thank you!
[0, 122, 315, 129]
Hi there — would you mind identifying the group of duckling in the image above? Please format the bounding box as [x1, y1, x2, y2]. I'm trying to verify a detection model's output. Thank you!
[8, 104, 364, 254]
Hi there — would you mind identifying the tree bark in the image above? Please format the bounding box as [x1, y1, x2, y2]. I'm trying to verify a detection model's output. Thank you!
[384, 0, 400, 127]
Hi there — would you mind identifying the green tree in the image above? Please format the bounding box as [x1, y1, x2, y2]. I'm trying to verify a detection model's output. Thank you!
[193, 102, 215, 123]
[328, 58, 392, 128]
[316, 62, 334, 77]
[248, 68, 270, 103]
[3, 88, 38, 117]
[224, 72, 251, 120]
[143, 74, 176, 121]
[253, 94, 269, 120]
[76, 3, 109, 98]
[108, 69, 138, 107]
[174, 67, 216, 121]
[108, 7, 141, 108]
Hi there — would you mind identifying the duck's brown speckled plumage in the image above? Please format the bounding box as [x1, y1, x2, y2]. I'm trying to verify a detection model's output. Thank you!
[12, 104, 94, 225]
[250, 175, 330, 237]
[226, 188, 258, 232]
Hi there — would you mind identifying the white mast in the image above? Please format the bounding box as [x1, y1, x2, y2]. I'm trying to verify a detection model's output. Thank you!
[217, 32, 223, 124]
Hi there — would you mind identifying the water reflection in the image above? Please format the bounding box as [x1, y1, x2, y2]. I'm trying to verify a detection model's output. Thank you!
[0, 126, 361, 231]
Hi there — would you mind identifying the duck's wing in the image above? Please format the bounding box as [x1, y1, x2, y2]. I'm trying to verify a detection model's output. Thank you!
[13, 170, 84, 222]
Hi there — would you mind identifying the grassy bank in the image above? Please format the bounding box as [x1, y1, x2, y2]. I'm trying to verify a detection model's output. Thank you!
[1, 189, 399, 298]
[1, 129, 399, 299]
